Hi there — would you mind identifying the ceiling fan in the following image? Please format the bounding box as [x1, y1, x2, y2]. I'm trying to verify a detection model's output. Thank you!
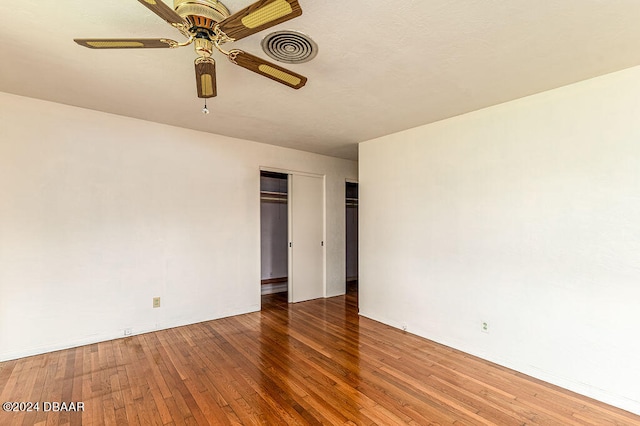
[74, 0, 308, 99]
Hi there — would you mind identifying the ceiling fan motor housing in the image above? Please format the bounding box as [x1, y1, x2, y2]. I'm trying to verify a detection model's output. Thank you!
[174, 0, 230, 30]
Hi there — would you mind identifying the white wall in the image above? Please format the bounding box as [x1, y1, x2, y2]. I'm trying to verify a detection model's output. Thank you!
[0, 92, 357, 361]
[359, 65, 640, 415]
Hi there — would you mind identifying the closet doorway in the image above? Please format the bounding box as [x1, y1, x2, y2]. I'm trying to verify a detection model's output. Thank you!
[260, 171, 289, 298]
[346, 181, 358, 295]
[260, 169, 326, 306]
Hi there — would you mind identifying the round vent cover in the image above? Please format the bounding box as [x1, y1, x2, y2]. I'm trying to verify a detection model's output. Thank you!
[261, 30, 318, 64]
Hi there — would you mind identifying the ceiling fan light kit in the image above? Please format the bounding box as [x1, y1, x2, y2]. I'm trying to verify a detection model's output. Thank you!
[74, 0, 312, 100]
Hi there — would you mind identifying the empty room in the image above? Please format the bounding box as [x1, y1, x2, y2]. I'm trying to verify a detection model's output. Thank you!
[1, 0, 640, 424]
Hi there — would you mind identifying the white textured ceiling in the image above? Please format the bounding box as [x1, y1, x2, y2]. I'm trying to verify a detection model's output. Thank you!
[3, 1, 640, 160]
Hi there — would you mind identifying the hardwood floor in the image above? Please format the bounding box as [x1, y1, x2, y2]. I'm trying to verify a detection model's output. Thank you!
[1, 288, 638, 425]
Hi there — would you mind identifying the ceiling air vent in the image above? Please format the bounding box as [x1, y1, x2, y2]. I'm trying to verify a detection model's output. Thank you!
[261, 30, 318, 64]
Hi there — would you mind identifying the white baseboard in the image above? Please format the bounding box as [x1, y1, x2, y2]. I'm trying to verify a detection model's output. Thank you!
[358, 311, 640, 416]
[0, 305, 259, 362]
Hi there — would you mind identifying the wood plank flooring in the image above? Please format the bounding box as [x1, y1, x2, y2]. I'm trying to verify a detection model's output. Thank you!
[1, 288, 639, 425]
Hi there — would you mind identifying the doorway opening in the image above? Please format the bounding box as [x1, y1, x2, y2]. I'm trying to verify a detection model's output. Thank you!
[346, 182, 358, 297]
[260, 171, 288, 307]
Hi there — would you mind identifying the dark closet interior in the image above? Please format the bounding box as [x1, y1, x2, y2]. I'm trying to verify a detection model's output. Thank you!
[260, 171, 288, 295]
[346, 182, 358, 291]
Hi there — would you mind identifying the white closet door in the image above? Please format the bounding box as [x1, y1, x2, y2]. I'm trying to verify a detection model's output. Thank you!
[289, 174, 324, 303]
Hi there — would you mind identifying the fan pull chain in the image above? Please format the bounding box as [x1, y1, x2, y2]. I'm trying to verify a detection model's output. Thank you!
[202, 99, 210, 115]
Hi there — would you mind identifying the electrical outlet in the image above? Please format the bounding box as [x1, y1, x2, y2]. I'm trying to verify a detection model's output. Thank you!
[153, 297, 161, 308]
[124, 328, 132, 336]
[481, 321, 489, 333]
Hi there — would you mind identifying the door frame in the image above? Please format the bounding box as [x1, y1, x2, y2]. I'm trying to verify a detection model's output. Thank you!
[259, 166, 327, 304]
[345, 178, 359, 287]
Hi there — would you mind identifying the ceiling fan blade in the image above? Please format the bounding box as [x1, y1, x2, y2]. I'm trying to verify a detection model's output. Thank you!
[229, 50, 306, 89]
[217, 0, 302, 41]
[136, 0, 187, 27]
[195, 58, 217, 98]
[74, 38, 178, 49]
